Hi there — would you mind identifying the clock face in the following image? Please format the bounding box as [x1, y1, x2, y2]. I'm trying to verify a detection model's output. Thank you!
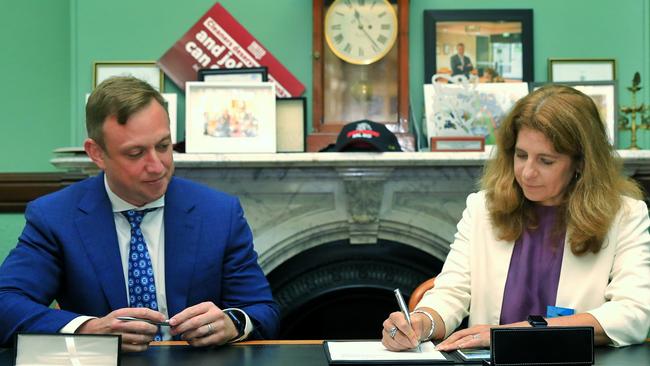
[324, 0, 398, 65]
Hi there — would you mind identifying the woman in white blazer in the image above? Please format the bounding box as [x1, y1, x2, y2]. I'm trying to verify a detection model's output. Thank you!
[382, 85, 650, 351]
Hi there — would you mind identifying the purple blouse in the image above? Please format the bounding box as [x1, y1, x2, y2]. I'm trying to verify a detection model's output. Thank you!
[499, 205, 566, 325]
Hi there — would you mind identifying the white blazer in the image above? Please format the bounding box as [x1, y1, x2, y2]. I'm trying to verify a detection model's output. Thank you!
[418, 191, 650, 346]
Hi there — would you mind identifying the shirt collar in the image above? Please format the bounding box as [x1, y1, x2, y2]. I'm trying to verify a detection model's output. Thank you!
[104, 174, 165, 213]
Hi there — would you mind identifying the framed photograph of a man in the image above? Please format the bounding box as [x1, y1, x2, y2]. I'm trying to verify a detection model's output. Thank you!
[423, 9, 534, 84]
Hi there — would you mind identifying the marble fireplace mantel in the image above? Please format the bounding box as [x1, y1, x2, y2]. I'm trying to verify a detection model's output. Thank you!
[51, 149, 650, 275]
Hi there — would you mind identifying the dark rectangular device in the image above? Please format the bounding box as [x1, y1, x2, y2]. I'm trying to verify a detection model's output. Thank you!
[490, 326, 594, 365]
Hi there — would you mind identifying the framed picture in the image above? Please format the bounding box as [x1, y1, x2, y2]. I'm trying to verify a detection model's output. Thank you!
[93, 61, 164, 91]
[276, 97, 306, 152]
[532, 81, 617, 145]
[198, 67, 268, 83]
[161, 93, 178, 144]
[185, 81, 276, 153]
[423, 9, 534, 83]
[431, 136, 485, 152]
[15, 333, 121, 366]
[548, 59, 616, 82]
[424, 81, 529, 145]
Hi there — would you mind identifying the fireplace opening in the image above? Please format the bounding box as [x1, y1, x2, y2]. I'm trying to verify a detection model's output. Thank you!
[268, 239, 443, 339]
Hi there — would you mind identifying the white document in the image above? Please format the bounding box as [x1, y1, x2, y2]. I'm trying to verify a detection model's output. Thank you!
[325, 341, 448, 362]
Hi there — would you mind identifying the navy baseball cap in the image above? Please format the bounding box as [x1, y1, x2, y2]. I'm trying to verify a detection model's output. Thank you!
[333, 120, 402, 152]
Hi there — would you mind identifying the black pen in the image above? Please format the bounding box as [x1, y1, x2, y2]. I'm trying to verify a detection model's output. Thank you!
[116, 316, 171, 327]
[394, 288, 422, 352]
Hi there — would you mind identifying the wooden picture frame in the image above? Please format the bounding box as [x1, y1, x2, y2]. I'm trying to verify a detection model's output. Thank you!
[423, 9, 534, 84]
[430, 136, 485, 152]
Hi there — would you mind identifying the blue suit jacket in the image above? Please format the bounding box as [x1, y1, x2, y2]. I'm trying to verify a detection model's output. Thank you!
[0, 174, 279, 345]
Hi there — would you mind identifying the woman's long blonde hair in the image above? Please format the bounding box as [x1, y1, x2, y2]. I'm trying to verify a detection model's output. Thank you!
[481, 85, 642, 254]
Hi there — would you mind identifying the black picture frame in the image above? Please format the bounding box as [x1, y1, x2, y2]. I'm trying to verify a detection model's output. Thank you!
[276, 96, 307, 153]
[197, 66, 268, 82]
[423, 9, 534, 84]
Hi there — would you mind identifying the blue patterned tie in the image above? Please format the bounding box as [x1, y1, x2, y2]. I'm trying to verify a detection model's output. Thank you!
[122, 208, 162, 341]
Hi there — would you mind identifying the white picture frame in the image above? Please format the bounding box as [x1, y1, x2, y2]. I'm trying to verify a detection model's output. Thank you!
[424, 79, 529, 145]
[548, 59, 616, 82]
[185, 81, 276, 153]
[93, 61, 164, 91]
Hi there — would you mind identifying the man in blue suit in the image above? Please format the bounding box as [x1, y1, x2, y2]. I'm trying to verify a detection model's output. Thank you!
[0, 77, 279, 351]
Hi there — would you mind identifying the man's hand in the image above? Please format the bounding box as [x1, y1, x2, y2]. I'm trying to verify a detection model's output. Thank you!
[77, 308, 167, 352]
[168, 302, 238, 347]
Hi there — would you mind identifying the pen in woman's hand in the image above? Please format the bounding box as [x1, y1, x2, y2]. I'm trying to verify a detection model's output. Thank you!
[394, 288, 422, 352]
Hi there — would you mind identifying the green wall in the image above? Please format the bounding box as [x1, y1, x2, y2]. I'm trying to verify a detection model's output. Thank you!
[1, 0, 649, 277]
[0, 0, 71, 172]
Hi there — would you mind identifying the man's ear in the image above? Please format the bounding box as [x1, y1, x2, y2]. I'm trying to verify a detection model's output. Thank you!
[84, 138, 106, 170]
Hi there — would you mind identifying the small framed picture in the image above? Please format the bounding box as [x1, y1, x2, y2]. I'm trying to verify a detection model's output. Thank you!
[548, 59, 616, 82]
[162, 93, 178, 143]
[198, 67, 268, 83]
[276, 97, 306, 152]
[431, 136, 485, 152]
[15, 333, 121, 366]
[93, 61, 164, 91]
[185, 81, 276, 153]
[533, 81, 617, 145]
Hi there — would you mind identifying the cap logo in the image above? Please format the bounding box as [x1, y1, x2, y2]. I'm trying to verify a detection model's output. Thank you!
[347, 122, 380, 139]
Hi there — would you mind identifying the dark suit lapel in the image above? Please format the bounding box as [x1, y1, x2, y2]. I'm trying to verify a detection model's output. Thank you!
[75, 174, 128, 310]
[164, 178, 200, 317]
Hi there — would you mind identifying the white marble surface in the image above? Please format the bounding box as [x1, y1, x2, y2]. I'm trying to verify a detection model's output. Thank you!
[51, 148, 650, 171]
[50, 148, 650, 274]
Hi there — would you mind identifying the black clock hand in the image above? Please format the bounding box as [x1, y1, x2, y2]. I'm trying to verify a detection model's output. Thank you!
[353, 9, 380, 50]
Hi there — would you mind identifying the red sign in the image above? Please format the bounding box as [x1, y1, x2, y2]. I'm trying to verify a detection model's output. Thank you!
[158, 2, 305, 97]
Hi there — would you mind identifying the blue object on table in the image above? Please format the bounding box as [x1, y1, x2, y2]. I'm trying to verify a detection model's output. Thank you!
[547, 305, 575, 318]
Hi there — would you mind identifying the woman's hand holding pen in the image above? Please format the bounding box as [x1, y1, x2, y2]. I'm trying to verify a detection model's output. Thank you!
[381, 311, 426, 351]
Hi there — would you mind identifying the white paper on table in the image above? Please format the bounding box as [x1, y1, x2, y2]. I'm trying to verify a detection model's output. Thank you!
[325, 341, 447, 362]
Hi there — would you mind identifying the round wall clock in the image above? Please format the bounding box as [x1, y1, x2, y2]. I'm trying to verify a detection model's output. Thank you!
[324, 0, 398, 65]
